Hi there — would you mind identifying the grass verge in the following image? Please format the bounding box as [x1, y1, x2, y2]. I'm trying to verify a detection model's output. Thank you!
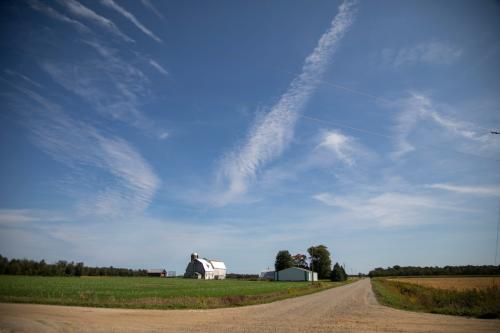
[371, 277, 500, 319]
[0, 275, 357, 309]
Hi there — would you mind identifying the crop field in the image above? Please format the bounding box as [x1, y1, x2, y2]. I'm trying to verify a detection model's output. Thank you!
[0, 275, 352, 309]
[372, 277, 500, 318]
[388, 276, 500, 291]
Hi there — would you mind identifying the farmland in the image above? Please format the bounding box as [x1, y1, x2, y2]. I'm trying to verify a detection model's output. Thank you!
[0, 275, 353, 309]
[2, 279, 499, 333]
[388, 276, 500, 291]
[372, 277, 500, 318]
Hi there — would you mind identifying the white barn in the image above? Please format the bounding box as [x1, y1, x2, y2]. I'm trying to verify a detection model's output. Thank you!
[184, 253, 227, 280]
[209, 260, 226, 279]
[275, 267, 317, 281]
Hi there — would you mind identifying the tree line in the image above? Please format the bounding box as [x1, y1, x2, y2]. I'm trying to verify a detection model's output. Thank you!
[226, 273, 259, 280]
[368, 265, 500, 277]
[0, 255, 148, 277]
[274, 245, 348, 281]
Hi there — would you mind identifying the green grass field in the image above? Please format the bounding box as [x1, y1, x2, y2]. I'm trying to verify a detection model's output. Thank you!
[371, 277, 500, 319]
[0, 275, 354, 309]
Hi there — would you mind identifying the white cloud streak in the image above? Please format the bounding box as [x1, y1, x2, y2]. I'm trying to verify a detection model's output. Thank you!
[218, 0, 357, 204]
[100, 0, 162, 43]
[140, 0, 164, 19]
[39, 47, 167, 138]
[382, 41, 463, 67]
[57, 0, 134, 42]
[27, 0, 90, 34]
[317, 130, 359, 166]
[0, 209, 67, 226]
[7, 83, 160, 217]
[28, 0, 168, 139]
[314, 191, 468, 227]
[391, 93, 498, 159]
[427, 183, 500, 197]
[149, 59, 169, 76]
[4, 69, 43, 89]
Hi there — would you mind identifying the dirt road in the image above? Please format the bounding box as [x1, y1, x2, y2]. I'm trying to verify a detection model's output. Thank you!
[1, 279, 499, 332]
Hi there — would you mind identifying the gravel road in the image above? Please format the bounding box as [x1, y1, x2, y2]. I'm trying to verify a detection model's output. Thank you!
[1, 278, 499, 332]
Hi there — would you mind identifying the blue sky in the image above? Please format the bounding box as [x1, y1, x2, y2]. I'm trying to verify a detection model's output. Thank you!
[1, 0, 499, 274]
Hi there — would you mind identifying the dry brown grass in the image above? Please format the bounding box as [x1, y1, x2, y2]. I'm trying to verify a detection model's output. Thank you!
[388, 276, 500, 291]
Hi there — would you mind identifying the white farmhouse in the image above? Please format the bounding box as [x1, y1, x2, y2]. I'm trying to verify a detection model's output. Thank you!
[184, 253, 227, 279]
[275, 267, 317, 281]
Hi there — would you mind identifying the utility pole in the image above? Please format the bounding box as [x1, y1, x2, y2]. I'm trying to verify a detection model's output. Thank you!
[495, 206, 500, 266]
[311, 246, 314, 284]
[491, 131, 499, 288]
[491, 131, 500, 266]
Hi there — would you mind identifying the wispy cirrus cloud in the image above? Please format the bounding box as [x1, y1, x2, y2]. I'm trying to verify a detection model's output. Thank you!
[382, 41, 463, 67]
[256, 129, 372, 191]
[4, 69, 42, 89]
[0, 209, 67, 226]
[57, 0, 134, 42]
[316, 130, 365, 166]
[149, 59, 169, 76]
[39, 44, 168, 139]
[6, 82, 160, 217]
[28, 0, 169, 139]
[314, 191, 469, 227]
[217, 0, 357, 205]
[27, 0, 90, 34]
[426, 183, 500, 197]
[391, 93, 499, 159]
[140, 0, 164, 20]
[100, 0, 162, 43]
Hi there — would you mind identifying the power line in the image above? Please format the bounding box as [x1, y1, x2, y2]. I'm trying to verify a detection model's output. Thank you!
[300, 114, 500, 163]
[301, 115, 393, 139]
[276, 66, 498, 134]
[313, 78, 392, 105]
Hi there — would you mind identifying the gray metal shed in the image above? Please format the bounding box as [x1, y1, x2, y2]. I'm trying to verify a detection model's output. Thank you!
[275, 267, 318, 281]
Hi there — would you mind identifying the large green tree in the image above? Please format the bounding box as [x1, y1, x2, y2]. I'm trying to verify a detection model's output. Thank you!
[308, 245, 332, 279]
[275, 250, 293, 271]
[292, 254, 308, 269]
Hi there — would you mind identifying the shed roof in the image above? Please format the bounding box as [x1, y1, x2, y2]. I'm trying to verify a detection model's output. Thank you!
[147, 269, 166, 274]
[279, 267, 314, 273]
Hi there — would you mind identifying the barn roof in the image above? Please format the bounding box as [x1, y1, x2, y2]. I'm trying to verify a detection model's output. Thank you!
[196, 258, 214, 271]
[209, 260, 226, 270]
[147, 269, 166, 273]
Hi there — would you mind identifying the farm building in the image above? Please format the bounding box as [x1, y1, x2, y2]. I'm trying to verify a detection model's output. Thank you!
[260, 269, 275, 280]
[147, 269, 167, 277]
[184, 253, 227, 279]
[275, 267, 317, 281]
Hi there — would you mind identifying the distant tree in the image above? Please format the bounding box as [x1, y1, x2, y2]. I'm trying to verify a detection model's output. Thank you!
[275, 250, 293, 271]
[0, 255, 8, 274]
[308, 245, 332, 279]
[292, 254, 308, 269]
[0, 254, 151, 277]
[65, 262, 75, 276]
[56, 261, 67, 276]
[7, 260, 21, 275]
[74, 262, 84, 277]
[368, 265, 500, 277]
[330, 262, 347, 281]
